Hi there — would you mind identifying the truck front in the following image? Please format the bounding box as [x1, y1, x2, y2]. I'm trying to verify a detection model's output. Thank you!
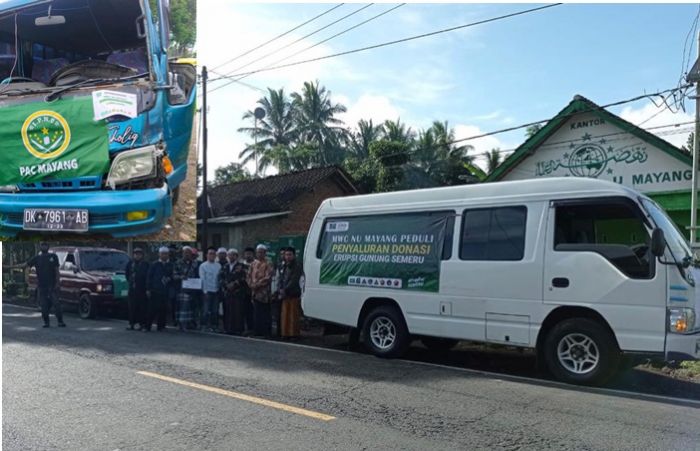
[0, 0, 196, 238]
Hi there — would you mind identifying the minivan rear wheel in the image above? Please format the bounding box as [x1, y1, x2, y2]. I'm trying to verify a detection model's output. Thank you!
[79, 294, 96, 319]
[362, 305, 410, 358]
[543, 318, 619, 386]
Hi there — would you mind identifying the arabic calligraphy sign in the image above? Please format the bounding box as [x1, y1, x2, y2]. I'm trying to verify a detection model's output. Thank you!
[502, 113, 696, 194]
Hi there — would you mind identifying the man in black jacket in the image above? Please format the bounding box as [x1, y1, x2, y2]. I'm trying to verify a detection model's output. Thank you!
[146, 247, 173, 332]
[125, 247, 149, 330]
[27, 242, 65, 328]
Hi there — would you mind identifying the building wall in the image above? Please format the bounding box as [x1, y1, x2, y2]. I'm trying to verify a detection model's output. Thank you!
[204, 177, 352, 250]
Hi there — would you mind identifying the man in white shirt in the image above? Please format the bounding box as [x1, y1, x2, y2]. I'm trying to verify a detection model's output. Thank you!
[198, 246, 221, 331]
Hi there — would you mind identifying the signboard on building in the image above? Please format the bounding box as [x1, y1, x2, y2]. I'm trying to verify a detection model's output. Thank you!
[500, 112, 694, 193]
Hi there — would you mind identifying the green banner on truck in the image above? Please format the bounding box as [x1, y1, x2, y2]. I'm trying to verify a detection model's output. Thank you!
[319, 213, 448, 292]
[0, 97, 109, 185]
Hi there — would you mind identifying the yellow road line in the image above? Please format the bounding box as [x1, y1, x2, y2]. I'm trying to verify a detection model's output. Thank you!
[136, 371, 336, 421]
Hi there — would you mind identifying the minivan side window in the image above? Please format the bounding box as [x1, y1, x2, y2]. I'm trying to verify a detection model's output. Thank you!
[554, 201, 653, 279]
[460, 207, 527, 261]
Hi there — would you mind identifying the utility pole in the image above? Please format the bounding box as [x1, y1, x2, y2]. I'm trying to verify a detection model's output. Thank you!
[687, 33, 700, 244]
[253, 107, 266, 177]
[201, 66, 209, 251]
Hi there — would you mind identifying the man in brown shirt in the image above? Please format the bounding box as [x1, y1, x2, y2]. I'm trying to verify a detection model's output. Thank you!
[247, 244, 273, 337]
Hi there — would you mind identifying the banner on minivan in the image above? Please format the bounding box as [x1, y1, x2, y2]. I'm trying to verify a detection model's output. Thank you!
[0, 97, 109, 185]
[319, 213, 448, 292]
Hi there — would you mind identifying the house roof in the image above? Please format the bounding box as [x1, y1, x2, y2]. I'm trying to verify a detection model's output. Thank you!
[199, 166, 358, 219]
[486, 95, 692, 182]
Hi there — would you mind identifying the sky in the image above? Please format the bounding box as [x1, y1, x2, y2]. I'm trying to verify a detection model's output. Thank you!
[197, 2, 699, 178]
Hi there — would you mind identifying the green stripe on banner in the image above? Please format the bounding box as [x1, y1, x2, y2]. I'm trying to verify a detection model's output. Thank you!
[0, 97, 110, 184]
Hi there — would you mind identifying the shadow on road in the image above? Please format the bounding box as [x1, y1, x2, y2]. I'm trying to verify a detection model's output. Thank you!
[3, 302, 699, 408]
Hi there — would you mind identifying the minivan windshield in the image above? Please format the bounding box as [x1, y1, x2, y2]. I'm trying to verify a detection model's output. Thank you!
[80, 251, 129, 273]
[640, 198, 693, 266]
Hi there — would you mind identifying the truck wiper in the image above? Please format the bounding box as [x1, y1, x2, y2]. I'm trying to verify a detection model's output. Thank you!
[45, 73, 149, 102]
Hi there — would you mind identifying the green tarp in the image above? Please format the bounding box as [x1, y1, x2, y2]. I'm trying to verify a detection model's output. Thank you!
[0, 97, 109, 185]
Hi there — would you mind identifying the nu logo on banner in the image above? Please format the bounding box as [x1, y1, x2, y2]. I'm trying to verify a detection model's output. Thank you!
[21, 110, 72, 160]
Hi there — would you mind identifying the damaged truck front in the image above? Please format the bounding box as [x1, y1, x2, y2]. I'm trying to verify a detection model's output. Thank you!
[0, 0, 196, 237]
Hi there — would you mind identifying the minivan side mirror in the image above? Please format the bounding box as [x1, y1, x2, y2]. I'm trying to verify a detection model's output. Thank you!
[651, 228, 665, 257]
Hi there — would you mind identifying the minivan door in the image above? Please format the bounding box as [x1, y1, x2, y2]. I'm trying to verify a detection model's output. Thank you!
[543, 197, 666, 353]
[440, 202, 546, 345]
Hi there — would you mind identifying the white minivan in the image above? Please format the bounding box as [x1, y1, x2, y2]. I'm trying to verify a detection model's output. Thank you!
[302, 177, 700, 385]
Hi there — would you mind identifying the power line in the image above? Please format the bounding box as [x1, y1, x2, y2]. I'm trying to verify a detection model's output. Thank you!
[209, 3, 562, 84]
[211, 3, 344, 72]
[213, 3, 374, 84]
[471, 122, 697, 160]
[208, 70, 267, 93]
[229, 3, 406, 88]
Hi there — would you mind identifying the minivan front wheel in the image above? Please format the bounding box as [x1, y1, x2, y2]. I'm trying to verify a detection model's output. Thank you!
[543, 318, 619, 386]
[362, 305, 410, 358]
[79, 294, 96, 319]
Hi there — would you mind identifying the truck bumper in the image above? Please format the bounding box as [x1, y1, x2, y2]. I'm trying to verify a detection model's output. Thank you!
[665, 331, 700, 361]
[0, 185, 172, 238]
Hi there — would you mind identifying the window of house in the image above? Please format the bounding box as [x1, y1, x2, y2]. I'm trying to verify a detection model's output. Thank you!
[460, 207, 527, 261]
[212, 233, 222, 249]
[554, 200, 653, 279]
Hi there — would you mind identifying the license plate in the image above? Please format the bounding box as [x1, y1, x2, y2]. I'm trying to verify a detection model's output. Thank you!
[120, 290, 129, 297]
[23, 208, 89, 232]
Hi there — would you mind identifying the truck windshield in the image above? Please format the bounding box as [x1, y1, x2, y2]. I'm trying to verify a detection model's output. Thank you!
[640, 198, 693, 266]
[0, 0, 150, 95]
[80, 251, 129, 273]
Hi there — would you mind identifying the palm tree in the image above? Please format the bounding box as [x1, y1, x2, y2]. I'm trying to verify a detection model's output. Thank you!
[382, 118, 415, 146]
[350, 119, 384, 159]
[291, 81, 347, 165]
[414, 121, 475, 185]
[237, 88, 296, 172]
[483, 148, 503, 175]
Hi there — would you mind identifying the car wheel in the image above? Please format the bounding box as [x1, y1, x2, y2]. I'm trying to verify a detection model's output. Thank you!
[362, 305, 410, 358]
[543, 318, 620, 386]
[79, 293, 96, 319]
[421, 337, 459, 353]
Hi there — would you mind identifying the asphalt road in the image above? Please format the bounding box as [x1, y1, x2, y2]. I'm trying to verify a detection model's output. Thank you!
[3, 303, 700, 451]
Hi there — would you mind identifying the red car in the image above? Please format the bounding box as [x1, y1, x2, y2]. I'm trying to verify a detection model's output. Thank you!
[27, 247, 130, 319]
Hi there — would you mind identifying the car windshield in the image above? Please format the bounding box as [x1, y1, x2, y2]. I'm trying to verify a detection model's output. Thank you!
[80, 251, 129, 273]
[640, 198, 693, 265]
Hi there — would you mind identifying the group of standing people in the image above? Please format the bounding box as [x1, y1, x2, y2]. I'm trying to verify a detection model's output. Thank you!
[125, 244, 304, 339]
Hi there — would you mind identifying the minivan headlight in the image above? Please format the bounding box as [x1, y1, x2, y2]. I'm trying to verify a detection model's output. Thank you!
[669, 307, 696, 334]
[106, 146, 158, 188]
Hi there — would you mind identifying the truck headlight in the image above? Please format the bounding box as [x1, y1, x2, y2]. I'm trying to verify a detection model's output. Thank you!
[0, 185, 18, 193]
[106, 146, 158, 188]
[669, 307, 696, 334]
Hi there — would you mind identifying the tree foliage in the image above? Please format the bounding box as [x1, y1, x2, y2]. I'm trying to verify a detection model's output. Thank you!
[149, 0, 196, 56]
[213, 162, 252, 187]
[232, 80, 487, 193]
